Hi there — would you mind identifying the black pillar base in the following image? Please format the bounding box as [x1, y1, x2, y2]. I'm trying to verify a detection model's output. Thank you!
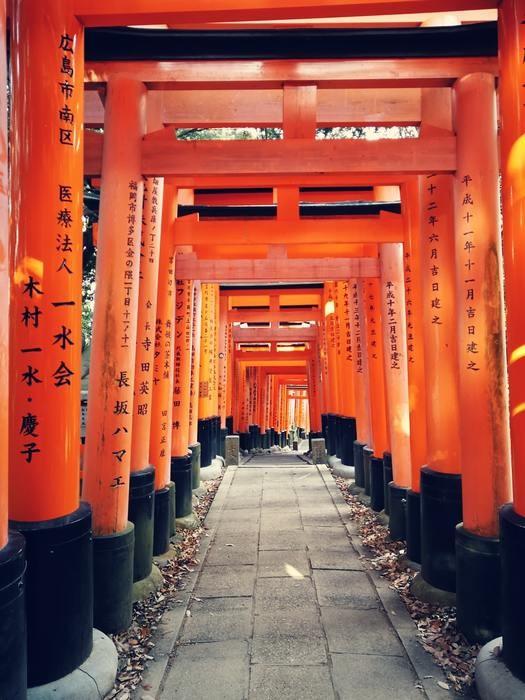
[93, 522, 134, 635]
[335, 415, 343, 459]
[212, 416, 221, 458]
[370, 456, 385, 512]
[406, 490, 421, 564]
[383, 452, 393, 515]
[363, 446, 373, 496]
[456, 524, 501, 644]
[198, 417, 211, 468]
[190, 442, 201, 490]
[327, 413, 337, 456]
[128, 465, 155, 582]
[11, 503, 93, 687]
[321, 413, 328, 443]
[280, 431, 287, 448]
[500, 503, 525, 681]
[353, 441, 367, 488]
[341, 417, 357, 466]
[240, 432, 250, 451]
[153, 486, 171, 556]
[226, 415, 234, 435]
[220, 427, 228, 458]
[0, 531, 27, 699]
[388, 483, 408, 541]
[168, 481, 176, 537]
[420, 467, 462, 593]
[171, 453, 193, 518]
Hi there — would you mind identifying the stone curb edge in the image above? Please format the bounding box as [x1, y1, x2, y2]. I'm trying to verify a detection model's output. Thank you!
[316, 463, 460, 700]
[132, 465, 237, 699]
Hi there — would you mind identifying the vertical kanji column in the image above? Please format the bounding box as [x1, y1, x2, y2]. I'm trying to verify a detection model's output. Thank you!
[474, 0, 525, 683]
[380, 244, 412, 540]
[218, 294, 229, 454]
[414, 89, 463, 599]
[403, 178, 428, 565]
[188, 281, 203, 489]
[198, 284, 214, 469]
[324, 282, 340, 456]
[10, 2, 93, 686]
[83, 75, 145, 632]
[337, 280, 358, 467]
[350, 279, 373, 491]
[149, 182, 176, 555]
[453, 73, 512, 643]
[363, 278, 390, 513]
[1, 1, 26, 696]
[129, 177, 163, 584]
[170, 277, 194, 524]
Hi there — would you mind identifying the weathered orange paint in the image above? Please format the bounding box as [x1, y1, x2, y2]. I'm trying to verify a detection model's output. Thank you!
[499, 0, 525, 517]
[402, 178, 428, 492]
[149, 182, 176, 491]
[379, 243, 412, 488]
[454, 73, 512, 535]
[171, 278, 193, 457]
[188, 281, 202, 446]
[131, 178, 163, 472]
[83, 76, 145, 535]
[336, 280, 356, 417]
[0, 0, 7, 547]
[349, 279, 373, 445]
[363, 279, 390, 456]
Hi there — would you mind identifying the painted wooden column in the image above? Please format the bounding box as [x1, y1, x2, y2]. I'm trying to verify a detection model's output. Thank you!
[83, 78, 145, 642]
[8, 13, 83, 681]
[474, 1, 525, 683]
[350, 279, 373, 490]
[319, 309, 331, 442]
[1, 0, 26, 695]
[452, 73, 512, 643]
[363, 277, 390, 513]
[129, 177, 163, 584]
[170, 277, 194, 521]
[336, 280, 358, 466]
[148, 183, 176, 555]
[188, 281, 202, 489]
[379, 243, 412, 540]
[218, 294, 229, 450]
[324, 282, 340, 456]
[415, 88, 463, 597]
[198, 283, 215, 467]
[402, 178, 429, 565]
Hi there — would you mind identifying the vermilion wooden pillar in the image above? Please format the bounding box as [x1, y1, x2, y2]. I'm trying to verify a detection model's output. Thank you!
[415, 88, 463, 597]
[149, 183, 176, 554]
[335, 280, 357, 466]
[188, 281, 203, 489]
[402, 178, 428, 564]
[83, 76, 146, 632]
[170, 276, 194, 522]
[324, 282, 340, 456]
[9, 2, 92, 687]
[362, 278, 390, 512]
[452, 73, 512, 643]
[380, 243, 412, 540]
[1, 1, 26, 695]
[129, 177, 163, 584]
[478, 0, 525, 684]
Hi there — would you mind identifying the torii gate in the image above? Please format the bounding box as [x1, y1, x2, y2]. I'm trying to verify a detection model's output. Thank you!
[1, 3, 524, 700]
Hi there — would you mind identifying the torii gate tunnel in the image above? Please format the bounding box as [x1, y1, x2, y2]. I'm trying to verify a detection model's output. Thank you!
[0, 1, 524, 698]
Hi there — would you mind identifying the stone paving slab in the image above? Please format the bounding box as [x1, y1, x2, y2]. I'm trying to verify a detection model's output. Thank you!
[145, 453, 454, 700]
[249, 664, 335, 699]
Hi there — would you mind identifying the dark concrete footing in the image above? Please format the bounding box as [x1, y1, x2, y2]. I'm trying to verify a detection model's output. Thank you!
[456, 524, 501, 644]
[128, 465, 155, 582]
[0, 531, 27, 699]
[353, 441, 367, 488]
[500, 504, 525, 681]
[420, 467, 462, 593]
[388, 482, 408, 542]
[171, 453, 193, 518]
[369, 456, 384, 512]
[406, 489, 421, 564]
[12, 503, 93, 687]
[153, 486, 171, 557]
[383, 451, 393, 515]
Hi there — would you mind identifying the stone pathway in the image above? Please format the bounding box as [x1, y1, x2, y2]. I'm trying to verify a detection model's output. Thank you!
[158, 452, 434, 699]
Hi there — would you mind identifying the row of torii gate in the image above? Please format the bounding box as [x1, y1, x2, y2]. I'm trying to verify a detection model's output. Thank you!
[1, 1, 525, 699]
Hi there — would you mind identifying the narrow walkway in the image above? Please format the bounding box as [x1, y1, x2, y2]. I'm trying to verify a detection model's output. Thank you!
[159, 453, 428, 699]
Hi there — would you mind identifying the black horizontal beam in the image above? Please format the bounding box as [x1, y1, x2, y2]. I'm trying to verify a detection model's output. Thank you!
[178, 201, 401, 219]
[85, 23, 497, 62]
